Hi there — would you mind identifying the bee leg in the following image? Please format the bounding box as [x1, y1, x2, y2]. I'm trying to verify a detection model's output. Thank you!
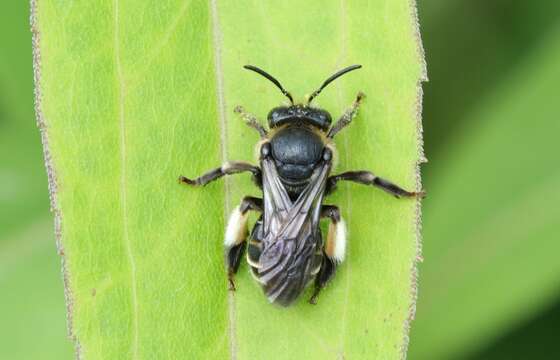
[178, 161, 261, 187]
[234, 106, 268, 139]
[310, 205, 346, 304]
[326, 171, 425, 198]
[310, 255, 336, 305]
[225, 196, 263, 291]
[322, 205, 347, 263]
[227, 243, 245, 291]
[327, 92, 365, 139]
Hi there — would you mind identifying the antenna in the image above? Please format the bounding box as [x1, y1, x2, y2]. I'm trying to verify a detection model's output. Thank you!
[243, 65, 294, 104]
[307, 65, 362, 104]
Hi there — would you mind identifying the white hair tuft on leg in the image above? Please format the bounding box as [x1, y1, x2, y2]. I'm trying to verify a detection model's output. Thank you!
[333, 218, 347, 263]
[224, 206, 248, 248]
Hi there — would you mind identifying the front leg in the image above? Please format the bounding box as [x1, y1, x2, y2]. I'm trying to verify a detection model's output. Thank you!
[326, 170, 425, 198]
[178, 161, 261, 187]
[327, 92, 365, 139]
[234, 106, 268, 139]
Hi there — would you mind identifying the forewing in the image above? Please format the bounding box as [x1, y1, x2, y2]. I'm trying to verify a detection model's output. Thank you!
[258, 158, 330, 305]
[261, 158, 292, 236]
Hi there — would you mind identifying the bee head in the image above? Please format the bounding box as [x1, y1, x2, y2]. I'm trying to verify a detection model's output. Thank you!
[267, 105, 332, 132]
[243, 64, 362, 132]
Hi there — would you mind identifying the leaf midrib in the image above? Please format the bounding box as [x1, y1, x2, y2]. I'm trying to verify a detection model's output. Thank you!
[334, 0, 352, 358]
[209, 0, 237, 358]
[114, 0, 139, 358]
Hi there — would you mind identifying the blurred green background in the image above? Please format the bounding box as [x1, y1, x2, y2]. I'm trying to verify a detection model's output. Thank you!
[1, 1, 558, 359]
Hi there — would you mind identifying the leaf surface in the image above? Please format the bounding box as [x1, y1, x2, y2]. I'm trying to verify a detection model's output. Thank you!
[33, 0, 425, 358]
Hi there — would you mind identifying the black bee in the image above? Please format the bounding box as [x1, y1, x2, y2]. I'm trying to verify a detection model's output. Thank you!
[179, 65, 424, 306]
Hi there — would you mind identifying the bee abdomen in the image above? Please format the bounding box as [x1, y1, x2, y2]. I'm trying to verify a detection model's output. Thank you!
[247, 239, 262, 268]
[311, 249, 323, 275]
[247, 219, 264, 283]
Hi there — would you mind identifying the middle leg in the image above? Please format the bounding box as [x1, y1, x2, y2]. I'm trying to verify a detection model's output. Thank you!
[179, 161, 261, 188]
[326, 170, 425, 198]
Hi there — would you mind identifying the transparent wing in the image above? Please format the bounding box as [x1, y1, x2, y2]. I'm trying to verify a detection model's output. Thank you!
[257, 157, 330, 305]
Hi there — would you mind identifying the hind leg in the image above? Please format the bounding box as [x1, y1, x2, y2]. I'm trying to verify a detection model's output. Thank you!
[309, 205, 347, 304]
[225, 196, 263, 290]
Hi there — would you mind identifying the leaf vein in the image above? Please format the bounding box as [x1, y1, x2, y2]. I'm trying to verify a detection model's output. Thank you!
[209, 1, 237, 359]
[337, 1, 352, 358]
[114, 0, 139, 358]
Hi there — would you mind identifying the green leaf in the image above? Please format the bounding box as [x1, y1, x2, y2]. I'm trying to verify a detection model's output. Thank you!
[409, 25, 560, 360]
[33, 0, 425, 358]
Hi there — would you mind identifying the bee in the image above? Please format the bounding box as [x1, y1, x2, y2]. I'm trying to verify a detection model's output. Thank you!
[179, 65, 424, 306]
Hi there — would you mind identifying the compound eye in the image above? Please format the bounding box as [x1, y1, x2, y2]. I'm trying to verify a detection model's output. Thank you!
[261, 142, 271, 158]
[267, 110, 278, 121]
[323, 148, 332, 162]
[267, 109, 284, 125]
